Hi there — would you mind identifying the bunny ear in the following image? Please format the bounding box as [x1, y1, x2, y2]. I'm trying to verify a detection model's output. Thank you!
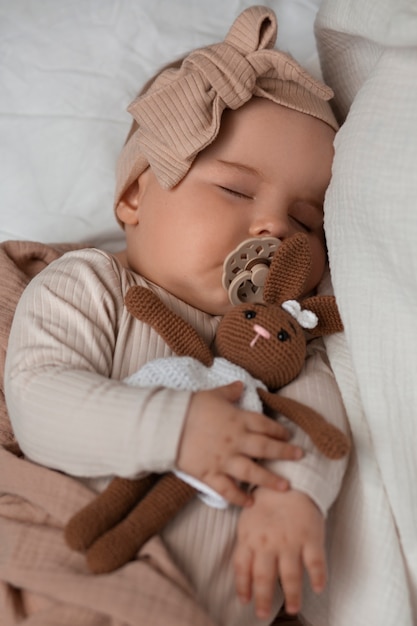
[263, 233, 311, 304]
[301, 295, 344, 336]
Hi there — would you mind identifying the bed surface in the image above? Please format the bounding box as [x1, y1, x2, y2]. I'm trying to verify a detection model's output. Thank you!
[1, 1, 417, 624]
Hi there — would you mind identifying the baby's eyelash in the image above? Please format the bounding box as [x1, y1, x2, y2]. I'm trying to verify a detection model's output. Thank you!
[290, 216, 312, 233]
[219, 186, 251, 199]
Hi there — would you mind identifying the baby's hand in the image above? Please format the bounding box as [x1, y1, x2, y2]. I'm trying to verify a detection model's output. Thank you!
[233, 488, 326, 619]
[176, 381, 303, 507]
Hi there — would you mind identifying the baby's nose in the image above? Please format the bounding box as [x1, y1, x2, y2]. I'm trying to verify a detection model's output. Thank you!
[249, 208, 290, 239]
[250, 324, 271, 347]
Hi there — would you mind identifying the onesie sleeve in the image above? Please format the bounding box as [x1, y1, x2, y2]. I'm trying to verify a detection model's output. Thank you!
[4, 250, 191, 479]
[265, 338, 349, 517]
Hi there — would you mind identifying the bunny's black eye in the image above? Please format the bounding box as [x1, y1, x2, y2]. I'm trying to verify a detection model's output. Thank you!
[244, 310, 257, 320]
[277, 329, 290, 342]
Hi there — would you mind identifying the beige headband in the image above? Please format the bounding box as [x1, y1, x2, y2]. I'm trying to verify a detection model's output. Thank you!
[114, 5, 338, 208]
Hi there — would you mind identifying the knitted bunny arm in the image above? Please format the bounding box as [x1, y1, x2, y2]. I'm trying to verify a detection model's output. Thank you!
[125, 286, 213, 365]
[257, 388, 350, 460]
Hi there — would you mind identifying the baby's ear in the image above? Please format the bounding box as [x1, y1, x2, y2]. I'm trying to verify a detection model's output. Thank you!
[115, 180, 140, 226]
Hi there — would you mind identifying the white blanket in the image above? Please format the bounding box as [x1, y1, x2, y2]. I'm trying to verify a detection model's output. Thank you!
[302, 2, 417, 625]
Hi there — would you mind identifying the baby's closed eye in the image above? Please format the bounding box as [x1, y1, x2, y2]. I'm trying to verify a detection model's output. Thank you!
[219, 185, 253, 200]
[289, 202, 323, 232]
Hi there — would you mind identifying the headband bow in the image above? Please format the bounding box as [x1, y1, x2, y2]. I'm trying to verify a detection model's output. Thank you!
[115, 5, 338, 206]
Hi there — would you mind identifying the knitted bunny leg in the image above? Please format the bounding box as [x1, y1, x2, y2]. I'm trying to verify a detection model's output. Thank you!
[86, 473, 197, 574]
[258, 389, 350, 460]
[65, 473, 160, 552]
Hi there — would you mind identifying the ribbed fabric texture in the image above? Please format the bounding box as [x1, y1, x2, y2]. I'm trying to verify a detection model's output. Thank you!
[114, 6, 339, 207]
[0, 240, 84, 452]
[5, 247, 348, 626]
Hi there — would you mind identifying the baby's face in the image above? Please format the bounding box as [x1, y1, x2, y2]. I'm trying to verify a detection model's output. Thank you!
[118, 98, 335, 315]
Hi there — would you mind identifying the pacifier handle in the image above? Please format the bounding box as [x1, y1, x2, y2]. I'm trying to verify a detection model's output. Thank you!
[222, 237, 281, 305]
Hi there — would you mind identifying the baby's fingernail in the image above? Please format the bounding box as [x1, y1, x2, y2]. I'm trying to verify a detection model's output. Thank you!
[294, 447, 304, 459]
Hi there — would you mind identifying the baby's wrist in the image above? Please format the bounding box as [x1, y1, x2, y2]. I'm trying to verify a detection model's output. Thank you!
[252, 485, 323, 515]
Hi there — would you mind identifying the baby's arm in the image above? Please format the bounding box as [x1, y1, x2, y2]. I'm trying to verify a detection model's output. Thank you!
[234, 339, 349, 617]
[5, 250, 190, 479]
[5, 249, 302, 504]
[234, 487, 326, 618]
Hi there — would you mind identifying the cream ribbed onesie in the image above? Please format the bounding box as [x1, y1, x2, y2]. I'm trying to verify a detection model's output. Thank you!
[5, 248, 348, 626]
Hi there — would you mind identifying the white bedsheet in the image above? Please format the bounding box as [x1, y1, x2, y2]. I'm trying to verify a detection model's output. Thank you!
[0, 0, 322, 250]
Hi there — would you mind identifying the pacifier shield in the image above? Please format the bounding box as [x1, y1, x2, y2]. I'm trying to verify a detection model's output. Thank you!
[222, 237, 281, 305]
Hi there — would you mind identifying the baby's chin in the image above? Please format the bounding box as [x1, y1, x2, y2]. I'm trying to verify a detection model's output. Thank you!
[184, 288, 232, 317]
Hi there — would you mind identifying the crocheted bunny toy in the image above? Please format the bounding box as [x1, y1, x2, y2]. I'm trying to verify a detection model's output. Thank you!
[65, 232, 349, 574]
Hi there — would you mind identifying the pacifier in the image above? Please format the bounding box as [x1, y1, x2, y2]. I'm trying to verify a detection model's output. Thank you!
[222, 237, 281, 305]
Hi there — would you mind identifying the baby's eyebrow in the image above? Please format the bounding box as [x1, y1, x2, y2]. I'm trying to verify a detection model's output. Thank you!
[215, 159, 261, 178]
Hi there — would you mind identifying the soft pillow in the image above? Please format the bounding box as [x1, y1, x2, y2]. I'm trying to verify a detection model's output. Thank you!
[0, 0, 322, 250]
[305, 2, 417, 624]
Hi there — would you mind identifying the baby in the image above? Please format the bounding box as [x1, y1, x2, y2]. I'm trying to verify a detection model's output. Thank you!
[5, 6, 348, 625]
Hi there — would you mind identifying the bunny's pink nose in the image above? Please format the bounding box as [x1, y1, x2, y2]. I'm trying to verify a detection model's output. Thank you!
[250, 324, 271, 348]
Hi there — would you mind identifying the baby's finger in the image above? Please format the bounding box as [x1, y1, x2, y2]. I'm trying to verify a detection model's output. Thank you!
[240, 433, 303, 462]
[226, 456, 290, 493]
[246, 411, 291, 441]
[207, 473, 253, 508]
[233, 544, 253, 605]
[303, 543, 327, 594]
[252, 552, 277, 620]
[279, 552, 303, 615]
